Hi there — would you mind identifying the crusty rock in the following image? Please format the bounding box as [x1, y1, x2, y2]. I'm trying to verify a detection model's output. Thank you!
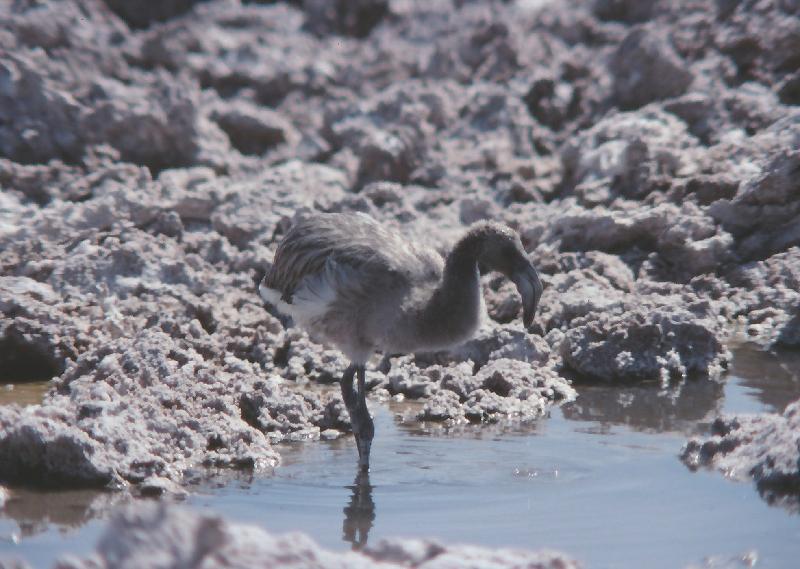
[681, 400, 800, 510]
[0, 53, 84, 164]
[560, 295, 730, 382]
[273, 329, 352, 385]
[0, 410, 113, 488]
[209, 100, 296, 156]
[560, 107, 702, 203]
[386, 360, 448, 400]
[81, 74, 205, 173]
[451, 323, 553, 368]
[610, 25, 693, 109]
[138, 476, 187, 498]
[0, 329, 288, 489]
[468, 359, 575, 418]
[482, 276, 522, 324]
[549, 199, 734, 280]
[726, 247, 800, 343]
[537, 269, 628, 332]
[53, 503, 578, 569]
[322, 80, 451, 188]
[401, 357, 575, 425]
[540, 251, 635, 291]
[0, 45, 208, 172]
[710, 146, 800, 261]
[210, 161, 348, 247]
[416, 6, 524, 84]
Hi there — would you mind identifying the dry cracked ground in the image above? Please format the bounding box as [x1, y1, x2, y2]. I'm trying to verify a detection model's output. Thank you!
[1, 0, 799, 566]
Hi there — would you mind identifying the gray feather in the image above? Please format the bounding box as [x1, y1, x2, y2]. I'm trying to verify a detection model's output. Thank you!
[264, 212, 442, 303]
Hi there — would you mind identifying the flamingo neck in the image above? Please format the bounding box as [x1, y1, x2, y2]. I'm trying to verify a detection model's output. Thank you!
[414, 233, 483, 348]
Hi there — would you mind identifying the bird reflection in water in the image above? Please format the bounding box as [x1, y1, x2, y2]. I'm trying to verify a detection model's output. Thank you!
[342, 470, 375, 550]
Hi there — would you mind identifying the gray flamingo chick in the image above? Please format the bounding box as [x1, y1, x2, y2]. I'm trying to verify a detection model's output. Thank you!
[259, 212, 543, 471]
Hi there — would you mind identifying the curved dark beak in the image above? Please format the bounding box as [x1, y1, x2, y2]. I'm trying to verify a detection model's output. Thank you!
[511, 260, 543, 330]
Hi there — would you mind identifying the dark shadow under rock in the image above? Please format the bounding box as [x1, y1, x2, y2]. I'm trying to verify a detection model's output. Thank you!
[210, 102, 294, 156]
[103, 0, 208, 29]
[609, 25, 693, 110]
[0, 332, 61, 384]
[775, 309, 800, 348]
[303, 0, 389, 38]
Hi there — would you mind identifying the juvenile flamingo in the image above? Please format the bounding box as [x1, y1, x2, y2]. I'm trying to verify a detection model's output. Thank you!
[260, 212, 543, 471]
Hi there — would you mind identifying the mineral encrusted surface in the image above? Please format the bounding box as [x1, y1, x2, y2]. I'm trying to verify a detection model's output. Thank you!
[681, 399, 800, 511]
[1, 0, 798, 506]
[47, 503, 579, 569]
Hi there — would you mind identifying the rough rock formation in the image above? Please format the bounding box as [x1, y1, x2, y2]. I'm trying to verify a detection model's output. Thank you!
[0, 328, 283, 489]
[42, 503, 578, 569]
[725, 247, 800, 344]
[557, 284, 731, 382]
[387, 355, 576, 424]
[610, 25, 694, 109]
[681, 399, 800, 511]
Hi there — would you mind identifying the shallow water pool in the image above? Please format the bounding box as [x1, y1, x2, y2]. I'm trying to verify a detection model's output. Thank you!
[1, 346, 799, 568]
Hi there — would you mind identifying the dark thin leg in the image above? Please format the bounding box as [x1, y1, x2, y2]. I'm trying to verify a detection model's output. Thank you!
[357, 366, 367, 402]
[356, 366, 375, 471]
[341, 363, 374, 472]
[341, 364, 358, 413]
